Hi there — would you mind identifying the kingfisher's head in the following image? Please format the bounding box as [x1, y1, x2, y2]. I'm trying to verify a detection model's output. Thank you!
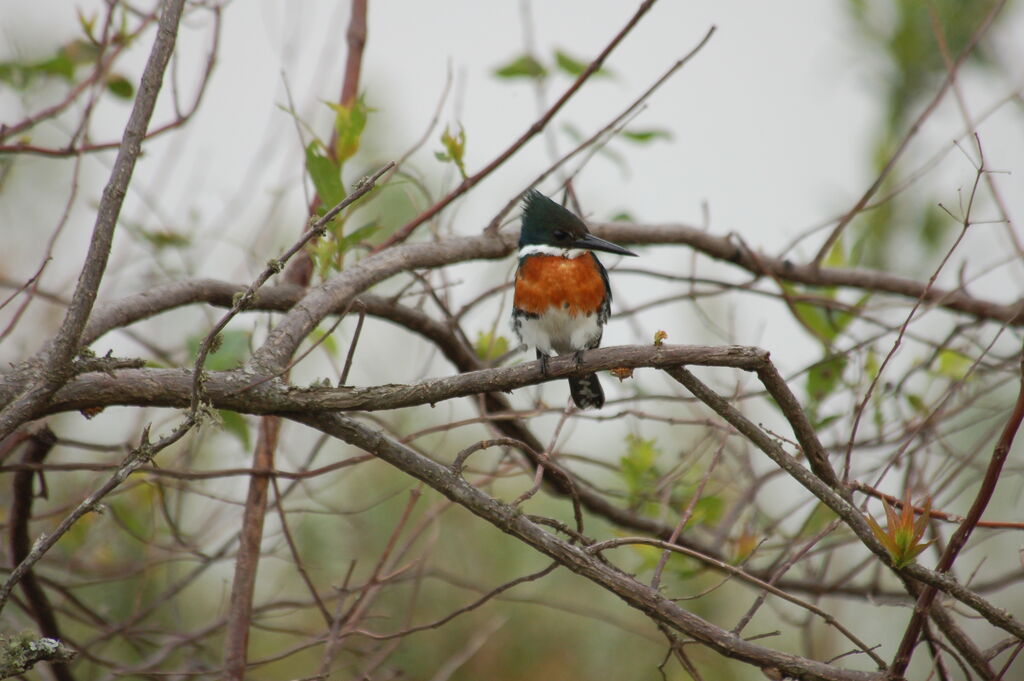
[519, 190, 637, 257]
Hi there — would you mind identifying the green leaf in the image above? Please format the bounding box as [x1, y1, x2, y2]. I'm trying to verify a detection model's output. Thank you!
[782, 284, 865, 346]
[620, 128, 672, 144]
[312, 326, 339, 358]
[872, 395, 885, 435]
[825, 237, 846, 267]
[610, 211, 635, 222]
[304, 141, 346, 212]
[828, 292, 870, 339]
[336, 221, 380, 253]
[493, 54, 547, 79]
[474, 331, 509, 361]
[554, 50, 610, 78]
[326, 96, 369, 164]
[801, 501, 838, 536]
[77, 9, 98, 42]
[138, 228, 189, 250]
[935, 349, 972, 381]
[0, 39, 99, 89]
[622, 435, 658, 476]
[691, 495, 725, 527]
[32, 53, 75, 80]
[435, 125, 468, 179]
[812, 413, 842, 430]
[807, 353, 847, 404]
[187, 329, 250, 371]
[920, 203, 950, 249]
[218, 410, 251, 449]
[311, 238, 336, 280]
[620, 435, 661, 507]
[865, 348, 880, 381]
[105, 73, 134, 99]
[0, 62, 30, 88]
[781, 283, 837, 344]
[794, 301, 837, 344]
[905, 393, 926, 413]
[52, 39, 98, 70]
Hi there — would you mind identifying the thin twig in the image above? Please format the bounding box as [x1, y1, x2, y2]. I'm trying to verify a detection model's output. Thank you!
[0, 417, 195, 614]
[5, 426, 74, 681]
[888, 347, 1024, 677]
[810, 0, 1008, 266]
[372, 0, 661, 252]
[588, 536, 886, 668]
[191, 160, 394, 409]
[651, 444, 724, 591]
[0, 0, 188, 442]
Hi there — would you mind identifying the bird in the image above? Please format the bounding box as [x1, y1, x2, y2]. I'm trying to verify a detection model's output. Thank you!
[511, 190, 637, 409]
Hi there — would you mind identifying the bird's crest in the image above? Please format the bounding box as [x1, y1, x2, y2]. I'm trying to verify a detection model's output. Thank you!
[519, 190, 589, 247]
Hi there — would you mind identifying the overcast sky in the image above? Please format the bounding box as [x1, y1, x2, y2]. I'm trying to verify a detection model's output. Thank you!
[2, 0, 1023, 390]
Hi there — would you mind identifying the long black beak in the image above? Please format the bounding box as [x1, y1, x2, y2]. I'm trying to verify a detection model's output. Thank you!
[572, 232, 638, 257]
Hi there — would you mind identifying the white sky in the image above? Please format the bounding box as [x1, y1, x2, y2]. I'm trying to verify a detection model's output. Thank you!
[2, 0, 1023, 415]
[2, 5, 1023, 669]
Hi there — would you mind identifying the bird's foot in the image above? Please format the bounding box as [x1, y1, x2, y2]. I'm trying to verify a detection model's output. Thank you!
[538, 353, 550, 376]
[573, 350, 586, 368]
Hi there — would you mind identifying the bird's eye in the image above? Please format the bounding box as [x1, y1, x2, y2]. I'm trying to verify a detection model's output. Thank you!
[553, 229, 570, 241]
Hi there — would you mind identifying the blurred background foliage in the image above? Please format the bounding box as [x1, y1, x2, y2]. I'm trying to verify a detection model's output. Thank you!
[845, 0, 1007, 267]
[1, 1, 1022, 680]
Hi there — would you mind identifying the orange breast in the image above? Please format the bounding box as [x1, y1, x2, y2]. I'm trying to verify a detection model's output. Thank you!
[514, 254, 605, 316]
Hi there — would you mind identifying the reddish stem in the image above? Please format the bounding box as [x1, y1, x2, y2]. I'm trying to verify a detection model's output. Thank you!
[889, 349, 1024, 678]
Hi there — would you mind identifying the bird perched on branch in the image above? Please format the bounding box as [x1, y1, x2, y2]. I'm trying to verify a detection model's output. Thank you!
[511, 190, 637, 409]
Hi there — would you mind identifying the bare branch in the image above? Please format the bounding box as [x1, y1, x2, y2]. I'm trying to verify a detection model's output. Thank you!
[297, 411, 885, 681]
[373, 0, 663, 251]
[889, 347, 1024, 677]
[0, 0, 188, 442]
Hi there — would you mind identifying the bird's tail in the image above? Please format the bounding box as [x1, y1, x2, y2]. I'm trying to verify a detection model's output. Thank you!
[569, 373, 604, 410]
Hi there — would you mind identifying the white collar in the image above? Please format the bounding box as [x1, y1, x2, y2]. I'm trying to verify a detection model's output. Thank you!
[518, 244, 587, 259]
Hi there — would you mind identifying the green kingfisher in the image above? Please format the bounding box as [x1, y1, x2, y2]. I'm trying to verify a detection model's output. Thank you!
[511, 190, 637, 409]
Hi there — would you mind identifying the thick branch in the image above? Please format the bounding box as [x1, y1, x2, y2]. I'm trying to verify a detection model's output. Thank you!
[663, 366, 1024, 642]
[3, 345, 764, 416]
[251, 233, 515, 373]
[296, 411, 883, 681]
[223, 417, 278, 681]
[2, 342, 1018, 641]
[0, 0, 188, 441]
[889, 348, 1024, 677]
[77, 223, 1023, 371]
[595, 223, 1024, 326]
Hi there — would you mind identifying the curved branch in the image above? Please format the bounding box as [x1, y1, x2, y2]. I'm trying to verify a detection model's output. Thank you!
[251, 232, 516, 373]
[0, 0, 188, 442]
[297, 411, 884, 681]
[663, 366, 1024, 643]
[3, 340, 1019, 641]
[889, 348, 1024, 677]
[79, 218, 1022, 368]
[595, 222, 1024, 326]
[4, 344, 767, 416]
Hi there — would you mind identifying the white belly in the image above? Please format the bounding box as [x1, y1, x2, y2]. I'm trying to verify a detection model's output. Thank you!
[514, 308, 602, 355]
